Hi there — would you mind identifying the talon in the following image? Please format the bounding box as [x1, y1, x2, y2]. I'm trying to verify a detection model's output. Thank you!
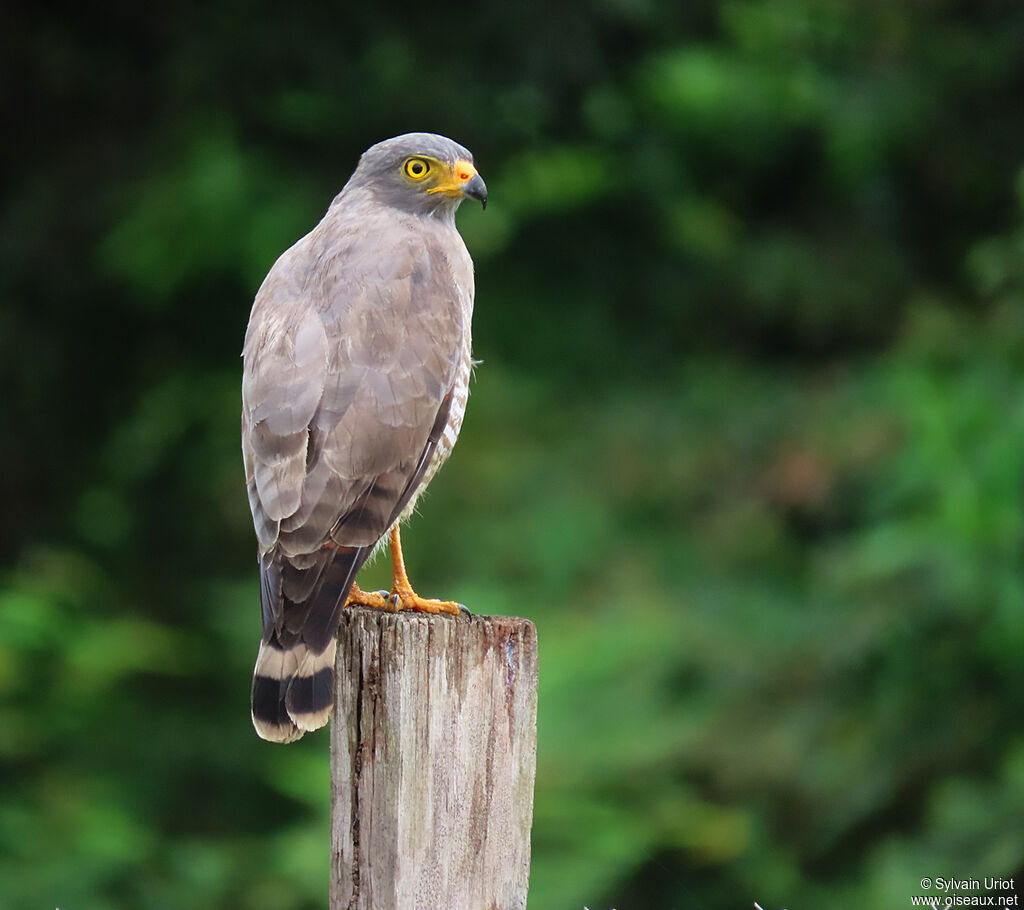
[345, 582, 391, 610]
[343, 528, 465, 617]
[383, 526, 463, 616]
[389, 590, 463, 615]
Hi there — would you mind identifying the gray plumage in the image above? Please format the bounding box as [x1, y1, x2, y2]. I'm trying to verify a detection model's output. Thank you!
[241, 133, 485, 742]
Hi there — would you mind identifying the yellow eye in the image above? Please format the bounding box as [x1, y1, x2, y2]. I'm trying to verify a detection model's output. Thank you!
[404, 158, 431, 180]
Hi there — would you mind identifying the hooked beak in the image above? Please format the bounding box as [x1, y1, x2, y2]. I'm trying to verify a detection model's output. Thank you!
[461, 173, 488, 209]
[428, 159, 488, 209]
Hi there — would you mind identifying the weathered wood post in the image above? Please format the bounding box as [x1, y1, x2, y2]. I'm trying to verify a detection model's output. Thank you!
[330, 607, 538, 910]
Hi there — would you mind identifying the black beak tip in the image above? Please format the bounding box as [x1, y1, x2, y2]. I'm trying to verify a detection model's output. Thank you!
[464, 174, 488, 210]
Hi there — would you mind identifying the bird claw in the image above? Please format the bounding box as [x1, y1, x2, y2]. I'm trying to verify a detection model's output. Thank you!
[389, 588, 463, 616]
[345, 584, 391, 611]
[344, 583, 463, 617]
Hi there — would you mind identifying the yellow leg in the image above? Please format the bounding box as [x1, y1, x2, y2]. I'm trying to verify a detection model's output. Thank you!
[388, 526, 463, 615]
[344, 527, 463, 616]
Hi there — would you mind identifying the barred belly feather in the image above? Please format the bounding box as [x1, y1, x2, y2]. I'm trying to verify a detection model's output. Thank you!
[397, 349, 472, 522]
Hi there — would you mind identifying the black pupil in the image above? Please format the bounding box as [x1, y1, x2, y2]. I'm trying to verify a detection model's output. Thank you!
[411, 161, 423, 174]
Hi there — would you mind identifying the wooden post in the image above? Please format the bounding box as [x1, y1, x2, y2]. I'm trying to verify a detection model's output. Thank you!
[330, 607, 538, 910]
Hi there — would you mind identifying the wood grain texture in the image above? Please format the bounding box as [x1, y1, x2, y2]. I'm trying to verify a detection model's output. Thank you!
[330, 608, 538, 910]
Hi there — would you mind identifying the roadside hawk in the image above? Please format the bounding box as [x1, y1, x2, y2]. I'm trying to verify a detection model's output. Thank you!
[241, 133, 487, 743]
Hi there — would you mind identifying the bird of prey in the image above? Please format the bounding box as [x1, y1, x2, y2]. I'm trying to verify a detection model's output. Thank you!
[241, 133, 487, 743]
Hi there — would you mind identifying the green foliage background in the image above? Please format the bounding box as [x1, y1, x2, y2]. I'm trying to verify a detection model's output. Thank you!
[3, 1, 1024, 907]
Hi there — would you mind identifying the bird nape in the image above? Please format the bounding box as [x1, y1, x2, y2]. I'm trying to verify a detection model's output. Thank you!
[240, 133, 487, 743]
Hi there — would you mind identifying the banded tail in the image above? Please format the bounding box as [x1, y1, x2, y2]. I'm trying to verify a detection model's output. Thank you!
[249, 397, 454, 742]
[251, 640, 336, 742]
[251, 543, 368, 743]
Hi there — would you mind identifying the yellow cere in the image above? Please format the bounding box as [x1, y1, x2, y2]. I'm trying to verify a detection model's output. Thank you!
[425, 159, 478, 197]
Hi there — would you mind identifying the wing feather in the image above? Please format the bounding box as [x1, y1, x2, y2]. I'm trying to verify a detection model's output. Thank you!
[242, 218, 466, 600]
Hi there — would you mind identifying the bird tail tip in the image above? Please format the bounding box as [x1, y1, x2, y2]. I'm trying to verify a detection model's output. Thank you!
[251, 640, 337, 743]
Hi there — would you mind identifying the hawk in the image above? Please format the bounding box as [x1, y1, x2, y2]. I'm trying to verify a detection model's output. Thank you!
[241, 133, 487, 743]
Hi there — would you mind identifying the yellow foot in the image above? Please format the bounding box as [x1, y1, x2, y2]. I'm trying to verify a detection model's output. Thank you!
[391, 582, 464, 615]
[345, 583, 391, 610]
[345, 582, 465, 616]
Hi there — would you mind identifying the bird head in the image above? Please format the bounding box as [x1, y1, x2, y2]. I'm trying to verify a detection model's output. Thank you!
[351, 133, 488, 216]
